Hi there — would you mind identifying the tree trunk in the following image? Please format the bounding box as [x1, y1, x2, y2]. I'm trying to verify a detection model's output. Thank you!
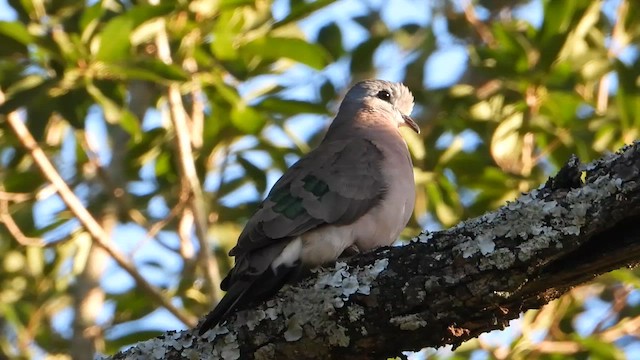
[107, 141, 640, 360]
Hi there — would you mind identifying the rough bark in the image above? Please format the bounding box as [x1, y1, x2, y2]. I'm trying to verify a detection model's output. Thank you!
[107, 141, 640, 360]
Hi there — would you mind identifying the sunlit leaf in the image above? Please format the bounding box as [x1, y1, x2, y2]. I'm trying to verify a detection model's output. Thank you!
[95, 5, 174, 62]
[0, 21, 33, 55]
[242, 36, 331, 70]
[230, 102, 266, 134]
[256, 97, 327, 116]
[101, 59, 189, 82]
[491, 112, 525, 174]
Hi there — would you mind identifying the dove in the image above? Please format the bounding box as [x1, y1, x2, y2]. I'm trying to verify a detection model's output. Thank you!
[199, 79, 418, 334]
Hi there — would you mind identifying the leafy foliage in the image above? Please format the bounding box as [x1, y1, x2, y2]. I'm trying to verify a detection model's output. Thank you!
[0, 0, 639, 358]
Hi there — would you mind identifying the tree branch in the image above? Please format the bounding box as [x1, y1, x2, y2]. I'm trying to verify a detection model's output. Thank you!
[109, 142, 640, 359]
[154, 18, 223, 301]
[0, 90, 196, 327]
[0, 188, 43, 246]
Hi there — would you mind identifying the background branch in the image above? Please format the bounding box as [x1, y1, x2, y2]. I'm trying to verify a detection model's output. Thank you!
[0, 90, 196, 327]
[154, 18, 223, 302]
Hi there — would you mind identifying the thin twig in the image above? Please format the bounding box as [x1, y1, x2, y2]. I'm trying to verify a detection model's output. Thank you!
[534, 341, 581, 355]
[596, 75, 610, 115]
[521, 86, 541, 178]
[211, 142, 230, 203]
[183, 57, 204, 150]
[597, 0, 629, 115]
[178, 199, 197, 260]
[600, 314, 640, 342]
[154, 19, 223, 301]
[0, 191, 33, 202]
[593, 285, 630, 334]
[462, 0, 496, 47]
[0, 193, 44, 246]
[1, 89, 196, 326]
[1, 191, 87, 246]
[80, 132, 147, 225]
[135, 194, 189, 253]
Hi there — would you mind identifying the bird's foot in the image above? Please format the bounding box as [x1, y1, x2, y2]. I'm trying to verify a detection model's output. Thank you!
[338, 245, 360, 259]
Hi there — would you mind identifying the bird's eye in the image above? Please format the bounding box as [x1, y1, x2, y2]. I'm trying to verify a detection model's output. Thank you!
[376, 90, 391, 102]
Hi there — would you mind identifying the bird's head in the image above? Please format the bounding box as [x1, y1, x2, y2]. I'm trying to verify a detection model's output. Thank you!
[341, 80, 419, 133]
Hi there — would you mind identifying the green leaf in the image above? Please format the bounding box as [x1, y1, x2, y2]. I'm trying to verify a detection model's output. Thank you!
[95, 15, 134, 62]
[0, 21, 33, 45]
[211, 31, 238, 60]
[319, 79, 336, 104]
[217, 176, 249, 198]
[237, 155, 267, 193]
[256, 97, 327, 116]
[220, 0, 255, 8]
[210, 8, 244, 61]
[0, 76, 55, 115]
[592, 122, 618, 152]
[118, 110, 142, 138]
[79, 2, 104, 35]
[317, 22, 344, 59]
[210, 79, 242, 104]
[155, 151, 178, 181]
[55, 88, 93, 128]
[86, 81, 141, 137]
[242, 36, 331, 70]
[539, 0, 582, 44]
[230, 102, 266, 134]
[491, 23, 530, 74]
[126, 127, 166, 168]
[100, 59, 189, 83]
[536, 0, 592, 70]
[3, 202, 35, 236]
[540, 91, 581, 127]
[615, 60, 640, 130]
[3, 171, 44, 193]
[95, 5, 175, 62]
[571, 334, 626, 359]
[273, 0, 336, 29]
[350, 37, 383, 74]
[425, 181, 456, 226]
[111, 290, 161, 324]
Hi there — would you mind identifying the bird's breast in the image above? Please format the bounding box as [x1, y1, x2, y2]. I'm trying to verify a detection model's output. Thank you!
[294, 135, 415, 266]
[353, 138, 415, 250]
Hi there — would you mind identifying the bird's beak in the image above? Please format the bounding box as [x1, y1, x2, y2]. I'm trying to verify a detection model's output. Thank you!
[402, 114, 420, 134]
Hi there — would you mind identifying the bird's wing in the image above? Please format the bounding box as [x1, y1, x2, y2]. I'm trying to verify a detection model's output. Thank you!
[230, 137, 387, 258]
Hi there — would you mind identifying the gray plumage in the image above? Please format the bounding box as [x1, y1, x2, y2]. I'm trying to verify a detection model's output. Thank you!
[198, 80, 418, 334]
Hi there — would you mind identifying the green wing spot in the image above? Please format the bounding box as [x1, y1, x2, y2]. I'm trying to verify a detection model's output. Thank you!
[302, 175, 329, 199]
[270, 187, 289, 203]
[282, 197, 305, 219]
[271, 187, 306, 220]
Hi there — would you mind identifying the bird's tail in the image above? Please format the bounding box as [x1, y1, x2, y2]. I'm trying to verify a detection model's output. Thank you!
[198, 279, 252, 335]
[198, 264, 303, 335]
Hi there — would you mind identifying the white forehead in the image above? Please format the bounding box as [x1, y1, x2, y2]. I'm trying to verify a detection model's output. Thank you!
[344, 80, 414, 114]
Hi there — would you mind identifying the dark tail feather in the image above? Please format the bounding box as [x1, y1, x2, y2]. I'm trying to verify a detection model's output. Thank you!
[198, 263, 303, 335]
[198, 280, 252, 335]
